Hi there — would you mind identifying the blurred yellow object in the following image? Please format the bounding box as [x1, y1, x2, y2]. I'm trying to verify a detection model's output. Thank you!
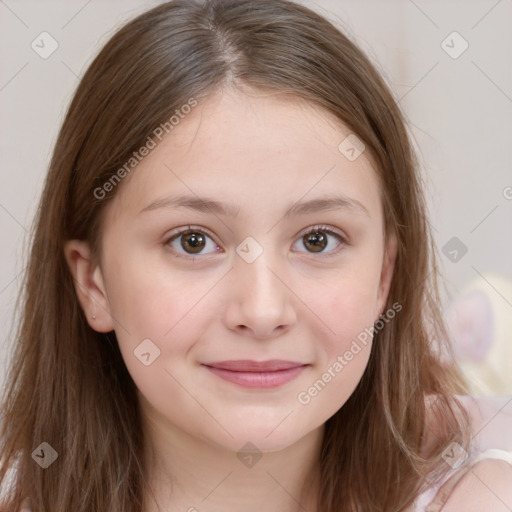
[446, 272, 512, 395]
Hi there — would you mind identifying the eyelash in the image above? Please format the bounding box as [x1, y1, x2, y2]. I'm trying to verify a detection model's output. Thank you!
[163, 224, 347, 261]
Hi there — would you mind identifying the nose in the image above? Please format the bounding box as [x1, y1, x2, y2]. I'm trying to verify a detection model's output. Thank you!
[223, 248, 297, 340]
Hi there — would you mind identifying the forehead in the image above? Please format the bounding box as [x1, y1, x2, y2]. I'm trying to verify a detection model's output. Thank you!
[103, 87, 383, 226]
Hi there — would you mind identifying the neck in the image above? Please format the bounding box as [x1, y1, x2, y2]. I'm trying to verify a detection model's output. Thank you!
[140, 406, 323, 512]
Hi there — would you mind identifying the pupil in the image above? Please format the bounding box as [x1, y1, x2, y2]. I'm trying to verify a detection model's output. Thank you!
[306, 232, 327, 252]
[182, 232, 205, 254]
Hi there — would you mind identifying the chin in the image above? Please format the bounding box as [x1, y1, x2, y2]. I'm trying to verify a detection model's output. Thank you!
[202, 418, 318, 455]
[213, 432, 303, 455]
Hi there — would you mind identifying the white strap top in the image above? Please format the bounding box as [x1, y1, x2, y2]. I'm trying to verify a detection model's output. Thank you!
[413, 394, 512, 511]
[413, 448, 512, 511]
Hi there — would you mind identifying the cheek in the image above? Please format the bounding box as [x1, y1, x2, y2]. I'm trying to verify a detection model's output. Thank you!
[105, 255, 214, 342]
[292, 266, 380, 419]
[295, 279, 376, 422]
[296, 343, 372, 431]
[107, 265, 213, 424]
[316, 281, 375, 383]
[300, 267, 381, 349]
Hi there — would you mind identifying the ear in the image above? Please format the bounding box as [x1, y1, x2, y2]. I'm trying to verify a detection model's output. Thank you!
[63, 240, 114, 332]
[375, 231, 398, 321]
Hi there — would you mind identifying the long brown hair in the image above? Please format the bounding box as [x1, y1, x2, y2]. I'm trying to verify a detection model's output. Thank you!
[0, 0, 470, 510]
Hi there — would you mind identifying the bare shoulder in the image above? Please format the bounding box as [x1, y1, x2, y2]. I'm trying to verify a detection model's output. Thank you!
[441, 458, 512, 512]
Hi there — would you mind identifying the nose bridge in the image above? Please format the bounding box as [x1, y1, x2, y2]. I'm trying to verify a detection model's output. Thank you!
[235, 235, 282, 299]
[225, 235, 295, 336]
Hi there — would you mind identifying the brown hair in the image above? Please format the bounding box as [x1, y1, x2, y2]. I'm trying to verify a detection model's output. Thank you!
[0, 0, 470, 510]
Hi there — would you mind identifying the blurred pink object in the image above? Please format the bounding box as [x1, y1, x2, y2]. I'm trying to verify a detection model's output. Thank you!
[445, 273, 512, 395]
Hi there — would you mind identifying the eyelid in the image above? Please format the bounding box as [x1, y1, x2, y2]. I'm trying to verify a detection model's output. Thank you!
[296, 224, 347, 244]
[167, 224, 220, 245]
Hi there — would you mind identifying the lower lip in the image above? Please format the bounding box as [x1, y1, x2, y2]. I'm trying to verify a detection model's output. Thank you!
[203, 365, 307, 389]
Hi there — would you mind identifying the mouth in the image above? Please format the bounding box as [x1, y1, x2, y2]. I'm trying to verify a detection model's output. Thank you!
[201, 360, 309, 389]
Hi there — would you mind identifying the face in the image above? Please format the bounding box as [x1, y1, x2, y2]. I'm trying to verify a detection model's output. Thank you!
[66, 87, 396, 454]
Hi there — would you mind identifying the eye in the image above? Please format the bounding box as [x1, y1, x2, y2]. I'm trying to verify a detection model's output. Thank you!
[164, 224, 347, 261]
[164, 226, 220, 260]
[292, 224, 346, 256]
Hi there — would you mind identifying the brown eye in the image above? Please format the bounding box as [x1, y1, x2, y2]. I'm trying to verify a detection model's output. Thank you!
[303, 231, 328, 253]
[180, 231, 206, 254]
[165, 227, 220, 259]
[294, 225, 345, 256]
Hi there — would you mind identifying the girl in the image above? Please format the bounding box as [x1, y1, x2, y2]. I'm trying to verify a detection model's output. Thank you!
[1, 0, 511, 511]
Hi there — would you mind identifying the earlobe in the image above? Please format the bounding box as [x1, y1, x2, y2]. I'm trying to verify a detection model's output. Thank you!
[63, 240, 114, 333]
[376, 231, 398, 320]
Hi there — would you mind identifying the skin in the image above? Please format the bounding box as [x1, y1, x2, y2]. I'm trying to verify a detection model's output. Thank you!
[441, 459, 512, 512]
[64, 85, 396, 512]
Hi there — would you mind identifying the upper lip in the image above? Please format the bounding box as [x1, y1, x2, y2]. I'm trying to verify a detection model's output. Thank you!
[202, 360, 306, 372]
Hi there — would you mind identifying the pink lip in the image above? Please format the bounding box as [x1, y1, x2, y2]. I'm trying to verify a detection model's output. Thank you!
[202, 360, 308, 389]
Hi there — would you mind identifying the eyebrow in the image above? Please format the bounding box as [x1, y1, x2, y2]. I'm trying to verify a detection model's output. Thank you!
[139, 193, 370, 218]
